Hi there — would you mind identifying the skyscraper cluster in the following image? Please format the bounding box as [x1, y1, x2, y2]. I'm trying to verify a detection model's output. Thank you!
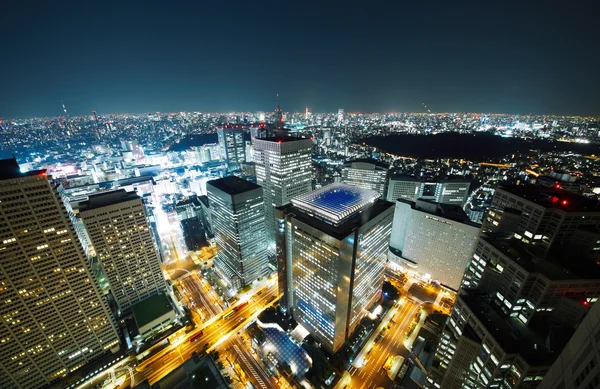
[425, 185, 600, 389]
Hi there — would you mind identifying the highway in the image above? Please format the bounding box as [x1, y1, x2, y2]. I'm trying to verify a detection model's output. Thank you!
[347, 298, 419, 389]
[179, 272, 223, 321]
[75, 279, 279, 389]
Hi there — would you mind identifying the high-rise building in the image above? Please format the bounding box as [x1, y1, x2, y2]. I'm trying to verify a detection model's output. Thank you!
[276, 183, 394, 353]
[341, 158, 388, 195]
[207, 176, 268, 289]
[389, 199, 480, 291]
[80, 190, 166, 316]
[0, 159, 120, 389]
[482, 184, 600, 255]
[337, 108, 345, 124]
[217, 126, 245, 171]
[254, 136, 313, 253]
[538, 297, 600, 389]
[386, 175, 471, 206]
[426, 234, 600, 389]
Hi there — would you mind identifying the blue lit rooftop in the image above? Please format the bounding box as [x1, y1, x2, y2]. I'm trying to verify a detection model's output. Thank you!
[291, 183, 381, 225]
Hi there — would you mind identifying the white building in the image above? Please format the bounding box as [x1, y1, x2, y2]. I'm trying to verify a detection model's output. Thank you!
[80, 190, 166, 316]
[254, 136, 313, 253]
[341, 158, 388, 195]
[0, 159, 120, 389]
[207, 176, 268, 289]
[386, 175, 470, 206]
[389, 199, 480, 291]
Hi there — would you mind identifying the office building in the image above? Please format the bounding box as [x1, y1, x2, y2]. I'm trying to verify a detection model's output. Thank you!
[427, 235, 600, 389]
[207, 176, 268, 289]
[341, 158, 388, 195]
[389, 199, 480, 291]
[80, 190, 166, 316]
[386, 175, 470, 206]
[254, 136, 313, 253]
[276, 183, 394, 353]
[217, 126, 245, 171]
[0, 159, 120, 389]
[538, 299, 600, 389]
[482, 184, 600, 255]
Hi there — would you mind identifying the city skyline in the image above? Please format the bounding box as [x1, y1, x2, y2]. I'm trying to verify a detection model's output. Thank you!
[2, 1, 600, 117]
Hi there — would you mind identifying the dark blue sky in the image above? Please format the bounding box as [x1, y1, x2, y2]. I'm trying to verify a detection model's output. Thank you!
[1, 0, 599, 117]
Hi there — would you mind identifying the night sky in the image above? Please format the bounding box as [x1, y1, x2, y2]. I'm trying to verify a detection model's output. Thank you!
[2, 0, 599, 117]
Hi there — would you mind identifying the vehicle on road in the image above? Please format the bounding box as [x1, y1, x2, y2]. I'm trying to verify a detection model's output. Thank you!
[189, 330, 204, 343]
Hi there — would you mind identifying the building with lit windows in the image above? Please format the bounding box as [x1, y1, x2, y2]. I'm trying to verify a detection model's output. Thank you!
[0, 158, 120, 389]
[386, 175, 470, 206]
[254, 136, 313, 254]
[276, 183, 394, 353]
[207, 176, 268, 289]
[389, 199, 480, 291]
[80, 190, 166, 316]
[538, 298, 600, 389]
[217, 126, 246, 171]
[482, 184, 600, 255]
[341, 158, 388, 195]
[427, 235, 600, 389]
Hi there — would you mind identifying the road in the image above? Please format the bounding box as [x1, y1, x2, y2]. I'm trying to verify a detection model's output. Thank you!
[221, 335, 279, 389]
[347, 298, 420, 389]
[179, 272, 223, 321]
[73, 280, 279, 389]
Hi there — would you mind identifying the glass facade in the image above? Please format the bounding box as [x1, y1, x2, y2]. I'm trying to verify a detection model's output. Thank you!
[254, 137, 313, 253]
[217, 127, 246, 171]
[207, 177, 267, 289]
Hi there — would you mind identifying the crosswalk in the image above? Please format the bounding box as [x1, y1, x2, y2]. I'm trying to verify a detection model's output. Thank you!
[233, 345, 268, 389]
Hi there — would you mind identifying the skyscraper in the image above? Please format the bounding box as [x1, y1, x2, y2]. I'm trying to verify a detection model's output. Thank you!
[389, 199, 480, 291]
[0, 159, 120, 389]
[207, 176, 268, 289]
[217, 125, 246, 171]
[341, 158, 388, 195]
[386, 175, 471, 206]
[426, 234, 600, 389]
[80, 190, 166, 316]
[482, 184, 600, 255]
[254, 136, 313, 253]
[276, 183, 394, 353]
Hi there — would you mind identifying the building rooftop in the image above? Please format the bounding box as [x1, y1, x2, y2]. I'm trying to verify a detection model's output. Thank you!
[206, 176, 261, 195]
[255, 135, 311, 143]
[343, 158, 389, 170]
[79, 189, 140, 212]
[287, 198, 394, 240]
[499, 184, 600, 212]
[132, 293, 174, 329]
[291, 183, 381, 225]
[150, 354, 228, 389]
[0, 158, 46, 180]
[389, 174, 470, 183]
[461, 290, 573, 367]
[402, 198, 478, 226]
[484, 235, 600, 281]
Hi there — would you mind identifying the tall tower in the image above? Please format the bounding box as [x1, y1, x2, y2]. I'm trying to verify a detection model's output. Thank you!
[217, 125, 246, 172]
[80, 190, 166, 316]
[274, 94, 284, 131]
[207, 176, 268, 289]
[0, 158, 120, 389]
[276, 184, 394, 352]
[253, 135, 313, 254]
